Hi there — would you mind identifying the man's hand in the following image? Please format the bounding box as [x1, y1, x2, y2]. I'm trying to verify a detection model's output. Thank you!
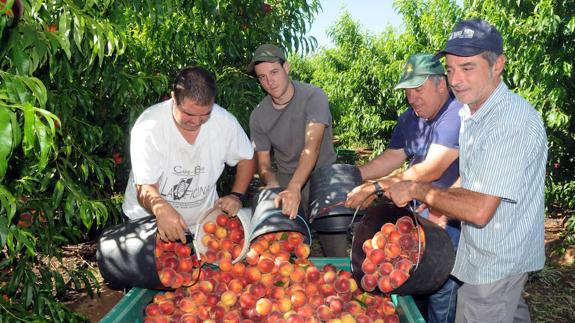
[274, 187, 301, 220]
[345, 182, 377, 209]
[154, 203, 189, 243]
[216, 194, 243, 217]
[384, 180, 415, 207]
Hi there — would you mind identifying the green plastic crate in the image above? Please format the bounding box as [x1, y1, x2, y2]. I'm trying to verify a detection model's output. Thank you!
[100, 257, 424, 323]
[336, 148, 356, 165]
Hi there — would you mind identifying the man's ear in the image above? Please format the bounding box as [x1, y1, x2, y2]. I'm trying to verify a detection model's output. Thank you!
[494, 55, 506, 76]
[283, 61, 290, 75]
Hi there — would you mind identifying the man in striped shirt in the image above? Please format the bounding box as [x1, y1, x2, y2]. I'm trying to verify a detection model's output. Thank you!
[385, 18, 547, 323]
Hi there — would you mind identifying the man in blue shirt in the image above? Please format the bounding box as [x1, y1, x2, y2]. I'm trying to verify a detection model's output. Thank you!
[346, 53, 462, 323]
[385, 19, 547, 323]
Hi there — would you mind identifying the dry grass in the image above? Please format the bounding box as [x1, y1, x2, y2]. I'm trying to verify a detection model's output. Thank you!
[525, 264, 575, 323]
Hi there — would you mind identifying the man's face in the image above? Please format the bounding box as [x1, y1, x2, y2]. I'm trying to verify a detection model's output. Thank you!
[404, 77, 446, 120]
[445, 53, 503, 111]
[172, 95, 213, 132]
[254, 61, 291, 100]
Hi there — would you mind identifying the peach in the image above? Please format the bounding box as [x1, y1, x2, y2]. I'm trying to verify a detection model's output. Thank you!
[220, 290, 238, 307]
[177, 257, 194, 272]
[389, 270, 409, 289]
[308, 294, 323, 308]
[239, 292, 257, 308]
[198, 280, 214, 294]
[159, 267, 176, 287]
[363, 239, 374, 254]
[256, 298, 273, 316]
[232, 262, 246, 276]
[360, 273, 378, 292]
[305, 266, 321, 283]
[245, 249, 260, 266]
[318, 282, 336, 296]
[215, 281, 230, 295]
[279, 261, 294, 277]
[378, 261, 394, 276]
[383, 314, 400, 323]
[383, 242, 401, 260]
[180, 313, 199, 323]
[162, 256, 179, 270]
[270, 286, 286, 299]
[334, 277, 352, 294]
[258, 257, 275, 274]
[326, 296, 344, 314]
[395, 258, 413, 273]
[229, 229, 244, 243]
[223, 311, 241, 323]
[189, 290, 207, 305]
[290, 266, 306, 283]
[206, 294, 219, 306]
[220, 238, 234, 252]
[378, 275, 394, 294]
[399, 234, 415, 250]
[290, 290, 306, 309]
[249, 282, 266, 299]
[382, 299, 396, 315]
[227, 217, 241, 230]
[372, 231, 386, 249]
[277, 297, 293, 312]
[175, 243, 192, 257]
[395, 216, 414, 233]
[215, 226, 228, 239]
[202, 234, 213, 247]
[245, 267, 262, 283]
[196, 305, 211, 320]
[322, 270, 337, 284]
[216, 214, 229, 227]
[203, 221, 217, 234]
[207, 239, 221, 251]
[219, 258, 233, 272]
[178, 297, 196, 313]
[296, 304, 315, 318]
[269, 241, 282, 255]
[232, 244, 243, 260]
[250, 240, 267, 254]
[344, 300, 363, 315]
[261, 273, 275, 288]
[316, 305, 334, 321]
[361, 258, 377, 275]
[157, 240, 175, 251]
[294, 244, 310, 259]
[228, 278, 244, 293]
[340, 313, 356, 323]
[367, 248, 386, 265]
[212, 305, 226, 321]
[145, 303, 161, 316]
[355, 314, 371, 323]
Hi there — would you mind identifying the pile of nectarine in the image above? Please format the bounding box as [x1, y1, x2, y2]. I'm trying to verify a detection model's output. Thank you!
[155, 238, 201, 289]
[360, 215, 425, 294]
[146, 229, 401, 322]
[200, 213, 245, 263]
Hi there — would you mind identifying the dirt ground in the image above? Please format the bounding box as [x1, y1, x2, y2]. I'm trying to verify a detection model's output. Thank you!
[66, 216, 574, 322]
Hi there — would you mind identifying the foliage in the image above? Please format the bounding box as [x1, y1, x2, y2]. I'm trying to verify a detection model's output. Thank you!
[294, 0, 575, 242]
[0, 0, 319, 320]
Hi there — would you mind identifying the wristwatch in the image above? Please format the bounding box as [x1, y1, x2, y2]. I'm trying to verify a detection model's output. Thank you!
[373, 181, 384, 198]
[229, 192, 246, 202]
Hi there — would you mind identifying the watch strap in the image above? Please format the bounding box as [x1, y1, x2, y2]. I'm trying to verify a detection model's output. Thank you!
[229, 191, 246, 202]
[373, 181, 384, 197]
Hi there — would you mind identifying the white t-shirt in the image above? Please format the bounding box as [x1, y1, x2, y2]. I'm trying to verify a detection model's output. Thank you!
[122, 99, 254, 231]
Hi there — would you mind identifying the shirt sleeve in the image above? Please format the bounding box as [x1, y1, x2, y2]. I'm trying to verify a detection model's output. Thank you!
[305, 87, 332, 126]
[431, 106, 460, 149]
[130, 120, 164, 185]
[225, 115, 255, 167]
[388, 112, 407, 150]
[249, 110, 271, 152]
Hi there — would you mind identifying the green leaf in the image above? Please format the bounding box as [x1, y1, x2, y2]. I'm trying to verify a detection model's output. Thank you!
[0, 107, 14, 179]
[0, 185, 16, 225]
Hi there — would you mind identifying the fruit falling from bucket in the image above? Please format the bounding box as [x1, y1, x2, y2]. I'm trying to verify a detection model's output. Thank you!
[360, 215, 426, 293]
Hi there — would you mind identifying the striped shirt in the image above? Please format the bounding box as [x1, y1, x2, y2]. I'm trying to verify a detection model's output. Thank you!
[452, 81, 547, 285]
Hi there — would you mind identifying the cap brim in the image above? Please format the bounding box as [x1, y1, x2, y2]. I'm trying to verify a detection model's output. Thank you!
[433, 45, 486, 60]
[394, 75, 429, 89]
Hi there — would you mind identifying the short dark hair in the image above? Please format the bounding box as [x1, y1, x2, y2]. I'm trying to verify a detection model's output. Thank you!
[172, 67, 216, 106]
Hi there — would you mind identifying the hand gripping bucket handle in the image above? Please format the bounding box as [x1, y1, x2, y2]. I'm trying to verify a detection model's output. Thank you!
[350, 199, 456, 295]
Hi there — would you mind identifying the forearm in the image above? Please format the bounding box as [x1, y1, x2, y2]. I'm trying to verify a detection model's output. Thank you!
[410, 182, 499, 227]
[137, 184, 174, 217]
[288, 148, 320, 190]
[230, 158, 256, 194]
[359, 149, 406, 181]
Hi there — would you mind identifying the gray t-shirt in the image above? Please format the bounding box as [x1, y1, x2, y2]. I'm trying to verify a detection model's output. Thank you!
[249, 81, 336, 175]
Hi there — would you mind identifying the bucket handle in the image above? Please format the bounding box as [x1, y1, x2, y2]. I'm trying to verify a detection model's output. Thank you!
[253, 211, 313, 246]
[408, 200, 423, 271]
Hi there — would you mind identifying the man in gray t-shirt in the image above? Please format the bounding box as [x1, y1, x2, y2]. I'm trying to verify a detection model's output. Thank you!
[248, 44, 346, 256]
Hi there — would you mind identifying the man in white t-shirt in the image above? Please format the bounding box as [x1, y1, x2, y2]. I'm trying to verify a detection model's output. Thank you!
[122, 67, 255, 243]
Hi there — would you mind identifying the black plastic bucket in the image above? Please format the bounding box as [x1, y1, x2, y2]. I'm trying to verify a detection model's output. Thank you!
[308, 164, 366, 232]
[351, 199, 455, 295]
[97, 216, 190, 290]
[250, 188, 312, 244]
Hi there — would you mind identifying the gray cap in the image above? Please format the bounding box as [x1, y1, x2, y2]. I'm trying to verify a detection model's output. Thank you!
[247, 44, 286, 74]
